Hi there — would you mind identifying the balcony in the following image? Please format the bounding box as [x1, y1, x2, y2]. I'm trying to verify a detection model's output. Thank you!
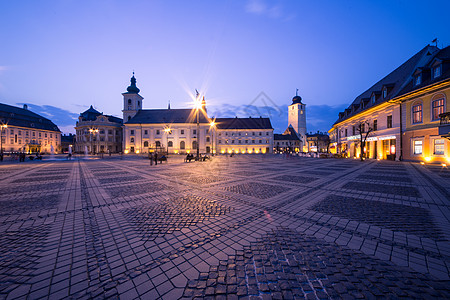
[438, 112, 450, 137]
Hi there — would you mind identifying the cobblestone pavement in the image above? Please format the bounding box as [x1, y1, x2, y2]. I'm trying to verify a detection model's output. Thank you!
[0, 155, 449, 299]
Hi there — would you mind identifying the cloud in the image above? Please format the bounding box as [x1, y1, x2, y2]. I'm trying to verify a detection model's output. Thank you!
[245, 0, 295, 21]
[209, 103, 347, 135]
[16, 103, 78, 132]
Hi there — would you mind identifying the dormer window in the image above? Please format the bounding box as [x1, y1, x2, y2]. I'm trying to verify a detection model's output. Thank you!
[433, 65, 442, 79]
[414, 74, 422, 86]
[371, 94, 376, 104]
[383, 88, 387, 99]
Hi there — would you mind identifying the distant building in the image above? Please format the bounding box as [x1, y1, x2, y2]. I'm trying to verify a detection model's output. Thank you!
[121, 74, 273, 154]
[215, 117, 273, 154]
[61, 133, 76, 153]
[0, 103, 61, 153]
[306, 132, 330, 153]
[74, 106, 123, 154]
[274, 126, 301, 153]
[329, 44, 450, 163]
[288, 92, 307, 151]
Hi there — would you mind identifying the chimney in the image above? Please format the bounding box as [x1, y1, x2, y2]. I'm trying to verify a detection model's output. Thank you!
[23, 104, 28, 110]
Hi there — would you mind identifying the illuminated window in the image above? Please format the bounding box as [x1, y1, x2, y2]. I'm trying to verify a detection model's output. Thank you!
[168, 141, 173, 147]
[432, 99, 444, 120]
[144, 141, 149, 147]
[156, 141, 161, 147]
[412, 104, 422, 123]
[180, 141, 185, 149]
[434, 139, 444, 155]
[413, 140, 422, 155]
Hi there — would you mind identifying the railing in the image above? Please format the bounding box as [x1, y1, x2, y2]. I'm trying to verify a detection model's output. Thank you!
[440, 112, 450, 125]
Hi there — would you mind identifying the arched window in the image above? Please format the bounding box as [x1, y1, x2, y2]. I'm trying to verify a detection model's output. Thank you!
[155, 141, 161, 147]
[412, 101, 423, 124]
[128, 99, 132, 104]
[143, 141, 149, 147]
[180, 141, 185, 149]
[168, 141, 173, 147]
[431, 94, 446, 121]
[192, 141, 197, 149]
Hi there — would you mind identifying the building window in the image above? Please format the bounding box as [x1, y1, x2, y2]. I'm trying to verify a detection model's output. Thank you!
[144, 130, 148, 135]
[383, 88, 387, 99]
[181, 130, 184, 135]
[414, 74, 422, 86]
[373, 120, 377, 131]
[345, 129, 348, 137]
[192, 141, 197, 149]
[130, 130, 135, 135]
[100, 130, 104, 134]
[352, 126, 355, 135]
[156, 130, 160, 135]
[137, 101, 140, 107]
[434, 139, 445, 155]
[206, 137, 210, 142]
[180, 141, 185, 149]
[433, 65, 442, 78]
[361, 123, 365, 133]
[414, 140, 423, 155]
[193, 130, 196, 135]
[130, 137, 134, 143]
[128, 116, 131, 121]
[371, 94, 376, 104]
[387, 115, 393, 128]
[128, 99, 132, 104]
[168, 141, 173, 147]
[432, 98, 444, 120]
[144, 141, 149, 147]
[412, 104, 422, 123]
[156, 141, 161, 147]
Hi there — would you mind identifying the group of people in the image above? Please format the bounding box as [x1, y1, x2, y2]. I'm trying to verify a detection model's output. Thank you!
[148, 152, 166, 165]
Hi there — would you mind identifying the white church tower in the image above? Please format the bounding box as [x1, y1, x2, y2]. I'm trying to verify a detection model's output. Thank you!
[288, 90, 307, 152]
[122, 73, 144, 122]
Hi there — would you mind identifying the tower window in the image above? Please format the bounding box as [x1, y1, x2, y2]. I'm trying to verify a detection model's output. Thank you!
[138, 101, 140, 107]
[128, 99, 132, 104]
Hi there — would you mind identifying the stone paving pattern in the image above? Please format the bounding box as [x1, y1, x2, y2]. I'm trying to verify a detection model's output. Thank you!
[0, 156, 449, 299]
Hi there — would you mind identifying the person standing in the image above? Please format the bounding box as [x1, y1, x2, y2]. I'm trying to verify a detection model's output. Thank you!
[149, 152, 153, 166]
[154, 152, 158, 165]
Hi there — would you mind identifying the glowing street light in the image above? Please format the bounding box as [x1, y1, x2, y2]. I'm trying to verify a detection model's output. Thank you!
[89, 128, 99, 154]
[0, 124, 7, 160]
[210, 120, 215, 156]
[164, 127, 171, 154]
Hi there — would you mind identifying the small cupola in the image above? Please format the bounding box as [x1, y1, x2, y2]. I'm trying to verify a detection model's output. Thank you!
[126, 72, 140, 94]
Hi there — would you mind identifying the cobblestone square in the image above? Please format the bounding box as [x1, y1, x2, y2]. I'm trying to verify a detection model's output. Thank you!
[0, 155, 449, 299]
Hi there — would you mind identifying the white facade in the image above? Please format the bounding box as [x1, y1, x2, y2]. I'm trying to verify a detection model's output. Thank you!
[288, 97, 307, 151]
[216, 129, 273, 154]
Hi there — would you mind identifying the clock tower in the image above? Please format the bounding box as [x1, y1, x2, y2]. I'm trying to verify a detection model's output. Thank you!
[288, 91, 307, 151]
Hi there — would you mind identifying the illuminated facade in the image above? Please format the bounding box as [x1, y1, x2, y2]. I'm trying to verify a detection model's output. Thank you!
[288, 93, 307, 151]
[330, 45, 450, 162]
[215, 117, 273, 154]
[274, 127, 300, 153]
[74, 106, 123, 154]
[0, 103, 61, 153]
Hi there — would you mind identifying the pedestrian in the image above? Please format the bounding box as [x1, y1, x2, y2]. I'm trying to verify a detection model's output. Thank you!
[149, 152, 153, 166]
[154, 152, 158, 165]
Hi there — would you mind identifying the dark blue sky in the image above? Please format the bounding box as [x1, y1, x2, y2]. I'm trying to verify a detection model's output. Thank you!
[1, 0, 449, 134]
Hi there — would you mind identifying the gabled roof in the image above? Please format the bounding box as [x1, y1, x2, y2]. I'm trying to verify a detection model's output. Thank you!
[215, 117, 273, 130]
[334, 45, 442, 124]
[125, 109, 209, 124]
[274, 126, 300, 141]
[0, 103, 60, 132]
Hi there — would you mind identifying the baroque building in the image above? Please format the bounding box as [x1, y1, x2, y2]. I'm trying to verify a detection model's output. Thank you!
[121, 74, 274, 154]
[74, 106, 123, 154]
[0, 103, 61, 153]
[329, 44, 449, 163]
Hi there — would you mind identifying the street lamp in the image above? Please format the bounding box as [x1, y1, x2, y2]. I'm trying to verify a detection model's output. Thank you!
[164, 127, 171, 155]
[209, 120, 215, 156]
[89, 128, 98, 154]
[195, 94, 202, 160]
[0, 124, 7, 160]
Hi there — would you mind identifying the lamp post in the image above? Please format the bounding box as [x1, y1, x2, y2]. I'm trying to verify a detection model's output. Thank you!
[209, 121, 215, 156]
[164, 127, 171, 155]
[0, 124, 7, 160]
[195, 94, 202, 160]
[89, 128, 98, 155]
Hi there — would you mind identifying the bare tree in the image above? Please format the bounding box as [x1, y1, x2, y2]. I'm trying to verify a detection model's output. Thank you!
[355, 121, 374, 161]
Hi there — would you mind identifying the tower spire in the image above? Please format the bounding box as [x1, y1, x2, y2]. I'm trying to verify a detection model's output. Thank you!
[126, 72, 140, 93]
